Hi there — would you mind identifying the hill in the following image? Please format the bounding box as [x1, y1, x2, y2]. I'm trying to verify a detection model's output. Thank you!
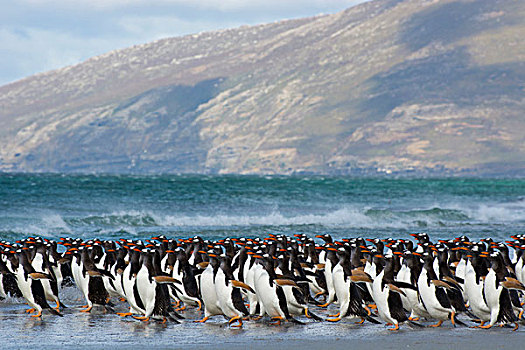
[1, 0, 524, 175]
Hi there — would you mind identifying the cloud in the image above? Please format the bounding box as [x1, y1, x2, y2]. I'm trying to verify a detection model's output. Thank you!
[0, 0, 368, 85]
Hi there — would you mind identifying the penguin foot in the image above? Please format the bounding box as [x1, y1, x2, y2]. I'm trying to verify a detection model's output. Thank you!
[176, 306, 186, 312]
[80, 306, 92, 313]
[251, 315, 263, 321]
[117, 312, 132, 317]
[228, 316, 242, 328]
[513, 322, 519, 331]
[25, 308, 36, 313]
[364, 306, 372, 316]
[305, 308, 312, 318]
[31, 311, 42, 318]
[196, 300, 202, 311]
[119, 297, 126, 302]
[328, 312, 340, 318]
[518, 310, 524, 320]
[132, 316, 149, 322]
[408, 317, 419, 321]
[470, 321, 486, 328]
[355, 318, 365, 324]
[367, 304, 377, 310]
[194, 316, 209, 323]
[388, 323, 400, 331]
[478, 324, 493, 329]
[326, 317, 341, 322]
[450, 311, 456, 327]
[269, 317, 284, 325]
[318, 302, 330, 308]
[429, 320, 443, 328]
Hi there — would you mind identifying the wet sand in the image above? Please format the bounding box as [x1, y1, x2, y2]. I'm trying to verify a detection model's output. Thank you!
[1, 288, 523, 350]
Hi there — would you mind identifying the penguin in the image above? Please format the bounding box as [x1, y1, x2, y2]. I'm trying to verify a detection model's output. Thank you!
[463, 246, 491, 327]
[248, 249, 268, 319]
[30, 244, 64, 310]
[397, 251, 430, 321]
[417, 252, 459, 327]
[134, 250, 182, 322]
[0, 250, 23, 298]
[15, 250, 63, 318]
[194, 251, 223, 323]
[372, 253, 418, 330]
[79, 246, 114, 312]
[253, 254, 302, 325]
[215, 255, 254, 327]
[68, 247, 92, 309]
[317, 245, 338, 308]
[480, 252, 524, 330]
[171, 249, 201, 310]
[275, 252, 323, 321]
[118, 248, 147, 317]
[326, 247, 372, 323]
[435, 247, 468, 315]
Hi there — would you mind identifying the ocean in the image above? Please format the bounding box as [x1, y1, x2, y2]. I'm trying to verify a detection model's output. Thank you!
[1, 174, 525, 349]
[1, 174, 524, 242]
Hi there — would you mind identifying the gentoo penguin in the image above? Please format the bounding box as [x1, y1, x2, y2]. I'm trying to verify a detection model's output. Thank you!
[31, 244, 64, 310]
[171, 249, 201, 310]
[215, 255, 254, 327]
[464, 246, 491, 327]
[327, 247, 373, 323]
[417, 252, 460, 327]
[118, 248, 147, 317]
[480, 252, 524, 330]
[317, 245, 338, 307]
[78, 246, 113, 312]
[372, 253, 418, 330]
[134, 250, 182, 322]
[248, 249, 268, 319]
[435, 247, 468, 315]
[275, 252, 323, 321]
[68, 247, 92, 309]
[0, 250, 22, 298]
[194, 251, 223, 323]
[397, 251, 430, 321]
[253, 254, 302, 325]
[15, 250, 63, 318]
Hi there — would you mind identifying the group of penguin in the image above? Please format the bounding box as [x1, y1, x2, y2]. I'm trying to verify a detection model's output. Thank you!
[1, 232, 525, 331]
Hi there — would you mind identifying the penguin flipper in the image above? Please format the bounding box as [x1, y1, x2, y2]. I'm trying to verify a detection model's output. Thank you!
[365, 315, 382, 324]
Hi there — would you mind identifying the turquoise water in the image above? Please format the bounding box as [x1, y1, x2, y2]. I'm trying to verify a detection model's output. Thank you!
[1, 174, 524, 241]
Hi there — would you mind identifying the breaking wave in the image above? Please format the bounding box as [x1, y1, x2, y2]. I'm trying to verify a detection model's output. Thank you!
[53, 201, 525, 231]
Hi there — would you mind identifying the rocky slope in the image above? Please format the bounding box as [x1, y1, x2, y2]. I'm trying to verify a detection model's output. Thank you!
[1, 0, 524, 175]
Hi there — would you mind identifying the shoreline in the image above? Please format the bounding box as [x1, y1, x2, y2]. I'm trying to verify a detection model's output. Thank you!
[1, 293, 523, 350]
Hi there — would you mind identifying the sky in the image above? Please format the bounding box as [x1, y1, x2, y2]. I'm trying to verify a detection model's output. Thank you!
[0, 0, 368, 86]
